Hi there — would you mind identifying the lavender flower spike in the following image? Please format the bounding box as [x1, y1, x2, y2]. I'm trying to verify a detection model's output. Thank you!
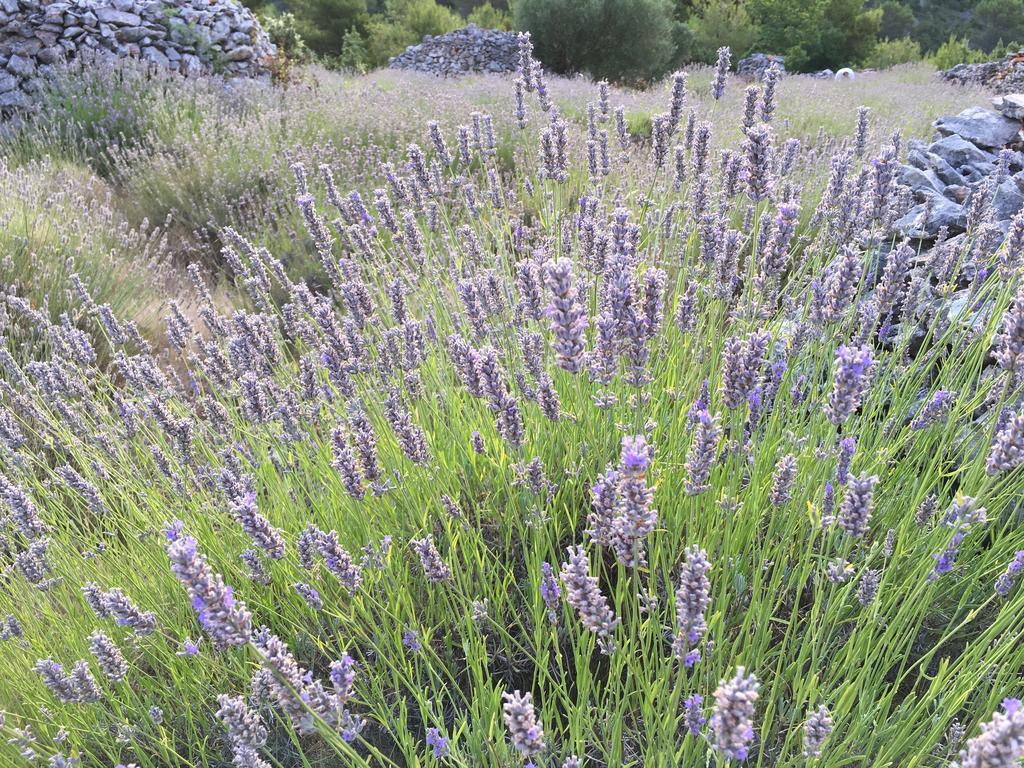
[837, 473, 878, 540]
[711, 667, 760, 761]
[544, 258, 588, 373]
[826, 345, 874, 425]
[673, 546, 711, 664]
[560, 544, 620, 654]
[987, 411, 1024, 475]
[954, 698, 1024, 768]
[502, 689, 546, 762]
[803, 705, 834, 758]
[712, 46, 731, 99]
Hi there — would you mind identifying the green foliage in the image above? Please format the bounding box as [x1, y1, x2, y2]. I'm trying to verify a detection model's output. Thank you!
[516, 0, 677, 84]
[365, 0, 463, 67]
[686, 0, 760, 63]
[877, 1, 915, 40]
[865, 36, 922, 69]
[467, 1, 512, 28]
[748, 0, 880, 71]
[286, 0, 368, 56]
[929, 34, 988, 69]
[259, 11, 312, 62]
[972, 0, 1024, 53]
[339, 26, 371, 71]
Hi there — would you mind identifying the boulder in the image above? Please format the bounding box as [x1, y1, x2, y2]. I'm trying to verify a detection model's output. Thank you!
[993, 93, 1024, 121]
[895, 197, 967, 239]
[928, 135, 996, 174]
[934, 106, 1022, 148]
[991, 174, 1024, 221]
[736, 52, 785, 80]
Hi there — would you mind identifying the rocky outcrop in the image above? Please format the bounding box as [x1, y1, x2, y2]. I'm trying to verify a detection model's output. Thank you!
[388, 25, 518, 77]
[736, 52, 785, 80]
[939, 49, 1024, 94]
[894, 95, 1024, 241]
[0, 0, 275, 111]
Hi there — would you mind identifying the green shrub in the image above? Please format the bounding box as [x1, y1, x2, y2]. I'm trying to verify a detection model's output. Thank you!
[259, 11, 312, 62]
[865, 36, 922, 69]
[929, 34, 988, 69]
[516, 0, 677, 85]
[686, 0, 760, 63]
[877, 1, 915, 40]
[748, 0, 880, 71]
[467, 1, 512, 29]
[972, 0, 1024, 53]
[286, 0, 368, 57]
[339, 26, 370, 72]
[365, 0, 463, 67]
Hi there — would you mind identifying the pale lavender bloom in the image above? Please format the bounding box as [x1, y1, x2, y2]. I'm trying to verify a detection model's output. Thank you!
[912, 390, 955, 430]
[545, 259, 588, 373]
[55, 465, 108, 517]
[502, 689, 546, 760]
[539, 562, 561, 624]
[668, 70, 687, 130]
[826, 345, 874, 425]
[769, 455, 797, 507]
[88, 631, 127, 682]
[403, 628, 421, 652]
[426, 727, 450, 758]
[685, 410, 722, 495]
[821, 482, 836, 527]
[685, 694, 706, 736]
[34, 659, 79, 703]
[857, 569, 880, 606]
[836, 436, 856, 486]
[915, 494, 937, 527]
[166, 533, 252, 647]
[711, 667, 759, 761]
[331, 426, 365, 499]
[988, 412, 1024, 475]
[229, 492, 286, 560]
[82, 584, 156, 635]
[294, 582, 323, 610]
[995, 551, 1024, 597]
[712, 46, 731, 99]
[560, 544, 619, 654]
[803, 705, 834, 757]
[742, 125, 774, 202]
[760, 64, 780, 122]
[216, 693, 268, 761]
[855, 106, 870, 158]
[721, 331, 770, 410]
[411, 535, 452, 583]
[955, 698, 1024, 768]
[610, 435, 657, 568]
[837, 474, 877, 539]
[587, 467, 619, 546]
[742, 85, 759, 130]
[673, 546, 711, 662]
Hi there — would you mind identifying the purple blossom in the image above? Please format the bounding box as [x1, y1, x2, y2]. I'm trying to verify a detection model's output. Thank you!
[711, 667, 759, 761]
[826, 345, 874, 425]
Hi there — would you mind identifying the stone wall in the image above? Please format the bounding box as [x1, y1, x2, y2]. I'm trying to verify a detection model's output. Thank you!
[940, 49, 1024, 94]
[0, 0, 275, 110]
[388, 25, 518, 77]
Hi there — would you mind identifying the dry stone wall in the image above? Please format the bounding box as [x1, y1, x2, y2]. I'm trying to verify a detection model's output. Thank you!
[0, 0, 275, 110]
[388, 25, 519, 77]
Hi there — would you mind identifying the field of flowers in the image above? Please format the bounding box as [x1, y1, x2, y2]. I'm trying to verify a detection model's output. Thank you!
[1, 43, 1023, 768]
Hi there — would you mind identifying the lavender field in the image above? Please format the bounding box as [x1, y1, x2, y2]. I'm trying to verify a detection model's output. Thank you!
[1, 44, 1023, 768]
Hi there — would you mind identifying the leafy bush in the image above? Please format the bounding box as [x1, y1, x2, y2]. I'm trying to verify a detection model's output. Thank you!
[972, 0, 1024, 53]
[467, 1, 512, 29]
[516, 0, 677, 84]
[286, 0, 368, 57]
[686, 0, 760, 63]
[865, 36, 922, 69]
[339, 26, 371, 72]
[365, 0, 463, 67]
[259, 11, 312, 62]
[929, 34, 989, 69]
[748, 0, 880, 71]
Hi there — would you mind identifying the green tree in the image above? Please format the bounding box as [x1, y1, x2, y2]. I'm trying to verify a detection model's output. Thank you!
[972, 0, 1024, 52]
[748, 0, 879, 71]
[365, 0, 463, 66]
[286, 0, 369, 56]
[877, 1, 914, 40]
[864, 35, 921, 68]
[467, 1, 512, 27]
[516, 0, 678, 84]
[686, 0, 760, 63]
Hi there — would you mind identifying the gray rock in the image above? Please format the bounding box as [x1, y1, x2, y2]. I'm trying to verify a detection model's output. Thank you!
[0, 70, 16, 92]
[899, 165, 946, 199]
[934, 106, 1021, 148]
[223, 44, 252, 61]
[116, 25, 148, 42]
[944, 184, 970, 203]
[992, 175, 1024, 221]
[908, 147, 968, 187]
[141, 45, 168, 67]
[895, 197, 967, 239]
[94, 8, 142, 26]
[993, 94, 1024, 121]
[6, 53, 34, 76]
[0, 87, 29, 107]
[928, 135, 996, 172]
